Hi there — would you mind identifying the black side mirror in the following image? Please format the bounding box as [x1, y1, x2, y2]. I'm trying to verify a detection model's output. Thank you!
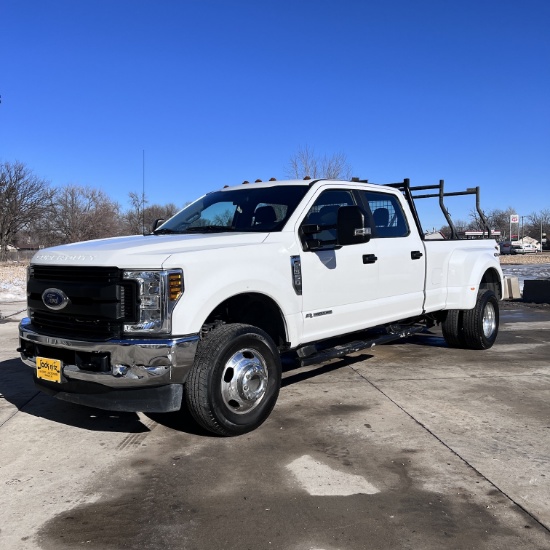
[152, 218, 165, 232]
[337, 206, 371, 245]
[301, 224, 321, 235]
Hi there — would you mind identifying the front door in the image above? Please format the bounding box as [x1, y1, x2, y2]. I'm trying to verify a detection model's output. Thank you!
[297, 186, 425, 344]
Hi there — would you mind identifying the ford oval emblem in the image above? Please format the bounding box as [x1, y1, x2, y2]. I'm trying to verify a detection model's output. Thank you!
[42, 288, 70, 311]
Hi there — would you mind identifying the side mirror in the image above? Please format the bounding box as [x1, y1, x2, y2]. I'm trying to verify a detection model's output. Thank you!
[301, 224, 321, 235]
[152, 218, 165, 232]
[337, 206, 371, 245]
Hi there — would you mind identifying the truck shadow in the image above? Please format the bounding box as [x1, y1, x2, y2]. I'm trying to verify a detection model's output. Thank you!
[0, 351, 390, 437]
[0, 356, 213, 436]
[388, 332, 449, 348]
[0, 357, 150, 433]
[145, 407, 214, 437]
[281, 353, 373, 387]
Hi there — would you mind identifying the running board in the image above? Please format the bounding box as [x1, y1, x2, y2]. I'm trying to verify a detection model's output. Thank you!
[298, 325, 426, 367]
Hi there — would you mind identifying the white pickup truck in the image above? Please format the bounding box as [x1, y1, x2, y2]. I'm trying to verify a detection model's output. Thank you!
[19, 178, 503, 435]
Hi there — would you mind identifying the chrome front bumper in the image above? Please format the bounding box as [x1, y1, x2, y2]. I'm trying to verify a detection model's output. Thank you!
[19, 318, 200, 389]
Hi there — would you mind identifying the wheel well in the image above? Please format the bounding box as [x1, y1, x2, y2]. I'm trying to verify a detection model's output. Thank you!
[203, 293, 288, 348]
[480, 268, 502, 299]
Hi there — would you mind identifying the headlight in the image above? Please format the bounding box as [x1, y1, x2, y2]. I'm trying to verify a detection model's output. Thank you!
[122, 269, 183, 334]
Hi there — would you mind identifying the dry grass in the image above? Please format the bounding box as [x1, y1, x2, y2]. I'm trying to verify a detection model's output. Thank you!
[499, 252, 550, 265]
[0, 264, 27, 285]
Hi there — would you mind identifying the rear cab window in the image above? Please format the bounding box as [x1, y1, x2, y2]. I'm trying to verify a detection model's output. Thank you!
[360, 191, 410, 238]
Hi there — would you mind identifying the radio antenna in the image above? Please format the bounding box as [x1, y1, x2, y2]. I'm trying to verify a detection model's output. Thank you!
[142, 149, 146, 233]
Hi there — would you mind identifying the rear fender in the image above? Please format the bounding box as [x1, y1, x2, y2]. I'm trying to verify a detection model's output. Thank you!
[446, 248, 503, 309]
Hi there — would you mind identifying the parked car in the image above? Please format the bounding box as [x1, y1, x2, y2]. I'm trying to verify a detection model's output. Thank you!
[522, 243, 539, 253]
[499, 242, 512, 255]
[511, 243, 538, 254]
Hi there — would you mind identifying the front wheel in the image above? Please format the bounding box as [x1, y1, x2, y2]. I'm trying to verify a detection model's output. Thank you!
[185, 323, 282, 436]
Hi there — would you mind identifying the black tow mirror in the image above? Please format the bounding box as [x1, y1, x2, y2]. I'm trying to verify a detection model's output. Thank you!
[301, 224, 321, 235]
[151, 218, 165, 232]
[337, 206, 371, 245]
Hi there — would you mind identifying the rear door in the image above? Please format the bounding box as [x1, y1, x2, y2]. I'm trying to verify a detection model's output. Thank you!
[358, 190, 426, 322]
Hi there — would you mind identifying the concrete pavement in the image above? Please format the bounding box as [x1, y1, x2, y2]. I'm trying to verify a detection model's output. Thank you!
[1, 301, 549, 549]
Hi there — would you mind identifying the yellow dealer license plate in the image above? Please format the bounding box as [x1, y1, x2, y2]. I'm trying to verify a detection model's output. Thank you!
[36, 357, 62, 383]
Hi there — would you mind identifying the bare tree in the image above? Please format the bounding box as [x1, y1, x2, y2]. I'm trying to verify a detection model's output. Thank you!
[439, 218, 471, 239]
[0, 161, 54, 261]
[441, 206, 549, 241]
[122, 192, 179, 235]
[123, 191, 149, 235]
[468, 207, 517, 238]
[38, 185, 121, 246]
[526, 209, 550, 241]
[286, 145, 353, 180]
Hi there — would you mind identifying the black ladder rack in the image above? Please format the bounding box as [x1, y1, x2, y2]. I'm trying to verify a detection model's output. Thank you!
[380, 178, 490, 241]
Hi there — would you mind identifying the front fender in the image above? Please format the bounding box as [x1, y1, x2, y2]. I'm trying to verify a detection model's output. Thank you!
[165, 242, 302, 343]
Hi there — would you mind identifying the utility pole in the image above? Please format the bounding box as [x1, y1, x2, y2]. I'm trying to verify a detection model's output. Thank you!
[520, 216, 524, 242]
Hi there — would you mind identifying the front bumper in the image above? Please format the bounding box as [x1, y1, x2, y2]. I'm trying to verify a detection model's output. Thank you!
[18, 318, 200, 412]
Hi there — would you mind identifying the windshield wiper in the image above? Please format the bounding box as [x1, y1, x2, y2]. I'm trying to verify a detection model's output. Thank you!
[182, 225, 236, 233]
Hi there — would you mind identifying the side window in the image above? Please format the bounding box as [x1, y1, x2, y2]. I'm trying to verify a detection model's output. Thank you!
[302, 189, 355, 247]
[252, 202, 288, 230]
[363, 191, 409, 238]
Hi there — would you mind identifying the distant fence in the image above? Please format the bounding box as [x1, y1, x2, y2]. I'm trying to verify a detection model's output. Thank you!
[4, 250, 35, 263]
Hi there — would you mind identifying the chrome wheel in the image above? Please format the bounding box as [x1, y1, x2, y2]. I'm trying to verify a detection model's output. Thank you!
[185, 324, 282, 435]
[482, 301, 497, 338]
[462, 289, 499, 350]
[220, 348, 269, 414]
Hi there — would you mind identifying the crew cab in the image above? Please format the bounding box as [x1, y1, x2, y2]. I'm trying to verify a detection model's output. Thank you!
[19, 178, 503, 435]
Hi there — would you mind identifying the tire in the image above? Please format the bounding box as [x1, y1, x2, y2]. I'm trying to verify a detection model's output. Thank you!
[185, 323, 282, 436]
[462, 289, 499, 350]
[441, 309, 465, 348]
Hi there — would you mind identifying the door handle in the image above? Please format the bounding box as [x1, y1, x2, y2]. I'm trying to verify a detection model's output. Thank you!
[363, 254, 378, 264]
[411, 251, 423, 260]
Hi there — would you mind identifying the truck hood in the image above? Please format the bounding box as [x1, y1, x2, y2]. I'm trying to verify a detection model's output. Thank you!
[31, 232, 268, 269]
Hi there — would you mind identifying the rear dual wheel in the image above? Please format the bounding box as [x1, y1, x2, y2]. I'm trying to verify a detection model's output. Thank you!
[185, 323, 282, 436]
[442, 289, 499, 350]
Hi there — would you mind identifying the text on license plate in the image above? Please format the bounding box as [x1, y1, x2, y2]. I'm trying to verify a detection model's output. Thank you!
[36, 357, 62, 383]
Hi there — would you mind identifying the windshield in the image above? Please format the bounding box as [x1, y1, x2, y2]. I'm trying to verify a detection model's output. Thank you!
[155, 185, 309, 234]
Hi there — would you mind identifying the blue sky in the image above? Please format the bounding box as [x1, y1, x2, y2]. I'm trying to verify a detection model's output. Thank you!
[1, 0, 549, 231]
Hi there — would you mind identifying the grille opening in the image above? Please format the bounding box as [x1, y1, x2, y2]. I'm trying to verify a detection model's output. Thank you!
[28, 266, 137, 340]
